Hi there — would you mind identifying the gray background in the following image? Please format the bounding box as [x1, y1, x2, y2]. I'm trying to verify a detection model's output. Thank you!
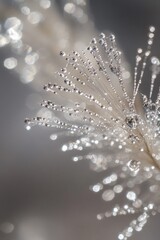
[0, 0, 160, 239]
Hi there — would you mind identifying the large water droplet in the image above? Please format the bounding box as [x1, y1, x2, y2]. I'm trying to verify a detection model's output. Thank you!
[127, 159, 141, 173]
[125, 114, 139, 129]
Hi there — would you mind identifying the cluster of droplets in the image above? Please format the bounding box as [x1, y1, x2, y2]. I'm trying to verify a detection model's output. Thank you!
[0, 0, 51, 84]
[24, 26, 160, 239]
[0, 0, 94, 88]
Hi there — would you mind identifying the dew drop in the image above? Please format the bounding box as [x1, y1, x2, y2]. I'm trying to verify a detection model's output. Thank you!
[50, 134, 57, 141]
[127, 159, 141, 173]
[28, 12, 43, 24]
[64, 3, 76, 14]
[4, 57, 17, 69]
[21, 6, 30, 15]
[25, 125, 31, 131]
[118, 233, 124, 240]
[91, 183, 103, 193]
[113, 185, 123, 193]
[149, 185, 159, 192]
[125, 114, 138, 129]
[126, 191, 136, 201]
[102, 189, 115, 201]
[60, 51, 66, 56]
[0, 35, 9, 47]
[62, 145, 68, 152]
[149, 26, 155, 33]
[4, 17, 22, 30]
[133, 199, 142, 208]
[40, 0, 51, 9]
[151, 57, 160, 65]
[97, 214, 104, 220]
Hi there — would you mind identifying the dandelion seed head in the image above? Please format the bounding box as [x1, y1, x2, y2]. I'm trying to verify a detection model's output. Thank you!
[2, 0, 160, 238]
[24, 26, 160, 239]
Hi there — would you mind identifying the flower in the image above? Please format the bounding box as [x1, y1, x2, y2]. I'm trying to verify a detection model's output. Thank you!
[25, 26, 160, 239]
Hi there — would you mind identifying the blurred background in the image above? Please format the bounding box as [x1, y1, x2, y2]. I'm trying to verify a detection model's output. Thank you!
[0, 0, 160, 239]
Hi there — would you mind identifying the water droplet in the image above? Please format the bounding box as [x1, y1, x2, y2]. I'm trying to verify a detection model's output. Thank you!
[50, 134, 57, 141]
[59, 51, 66, 56]
[99, 33, 105, 39]
[149, 26, 155, 33]
[102, 190, 115, 201]
[64, 3, 76, 14]
[137, 48, 143, 54]
[62, 145, 68, 152]
[110, 173, 118, 181]
[97, 214, 104, 220]
[91, 183, 103, 193]
[26, 125, 31, 131]
[126, 191, 136, 201]
[25, 52, 39, 65]
[20, 65, 37, 83]
[21, 6, 30, 15]
[149, 185, 159, 192]
[40, 0, 51, 9]
[127, 159, 141, 173]
[151, 57, 160, 65]
[133, 199, 142, 208]
[28, 12, 43, 24]
[113, 185, 123, 193]
[0, 35, 9, 47]
[5, 17, 23, 41]
[4, 17, 22, 30]
[4, 57, 17, 69]
[72, 156, 83, 162]
[118, 234, 124, 240]
[125, 114, 138, 129]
